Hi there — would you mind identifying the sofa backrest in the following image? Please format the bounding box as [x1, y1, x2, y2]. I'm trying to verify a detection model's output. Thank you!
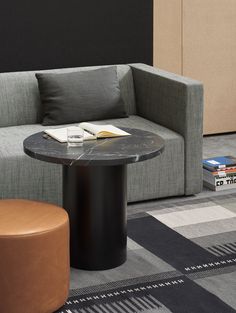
[0, 65, 136, 127]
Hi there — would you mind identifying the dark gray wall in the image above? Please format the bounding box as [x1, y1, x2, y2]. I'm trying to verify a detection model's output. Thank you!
[0, 0, 153, 72]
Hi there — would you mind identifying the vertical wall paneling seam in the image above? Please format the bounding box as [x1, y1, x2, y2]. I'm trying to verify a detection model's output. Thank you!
[181, 0, 184, 75]
[151, 0, 154, 65]
[153, 0, 157, 66]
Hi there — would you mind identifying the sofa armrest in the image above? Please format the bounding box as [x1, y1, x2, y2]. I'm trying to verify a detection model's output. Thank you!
[130, 63, 204, 195]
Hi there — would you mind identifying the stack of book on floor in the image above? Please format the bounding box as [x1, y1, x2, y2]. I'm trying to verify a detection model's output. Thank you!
[203, 156, 236, 191]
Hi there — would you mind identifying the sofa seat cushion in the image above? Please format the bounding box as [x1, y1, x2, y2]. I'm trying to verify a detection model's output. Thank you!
[0, 115, 184, 203]
[93, 115, 185, 201]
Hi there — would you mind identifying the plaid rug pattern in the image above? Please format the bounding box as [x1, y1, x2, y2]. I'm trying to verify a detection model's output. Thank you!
[57, 193, 236, 312]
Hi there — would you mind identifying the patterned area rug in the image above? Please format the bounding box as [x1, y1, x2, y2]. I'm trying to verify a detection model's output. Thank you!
[57, 193, 236, 312]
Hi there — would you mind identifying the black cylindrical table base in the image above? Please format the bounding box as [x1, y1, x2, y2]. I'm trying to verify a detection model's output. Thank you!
[63, 164, 127, 270]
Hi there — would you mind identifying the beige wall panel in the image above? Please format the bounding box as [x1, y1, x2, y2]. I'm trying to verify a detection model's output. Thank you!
[183, 0, 236, 134]
[153, 0, 182, 74]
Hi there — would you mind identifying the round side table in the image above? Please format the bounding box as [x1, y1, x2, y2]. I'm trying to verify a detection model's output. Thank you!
[24, 128, 164, 270]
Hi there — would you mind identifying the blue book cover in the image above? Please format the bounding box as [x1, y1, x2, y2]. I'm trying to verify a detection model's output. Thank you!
[203, 156, 236, 171]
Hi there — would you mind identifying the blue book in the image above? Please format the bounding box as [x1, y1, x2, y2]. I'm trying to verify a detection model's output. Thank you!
[203, 156, 236, 171]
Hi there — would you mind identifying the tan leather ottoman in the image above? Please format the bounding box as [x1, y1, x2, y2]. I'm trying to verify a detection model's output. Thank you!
[0, 199, 70, 313]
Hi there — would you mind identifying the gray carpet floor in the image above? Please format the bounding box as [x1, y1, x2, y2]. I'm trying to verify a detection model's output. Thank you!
[70, 133, 236, 290]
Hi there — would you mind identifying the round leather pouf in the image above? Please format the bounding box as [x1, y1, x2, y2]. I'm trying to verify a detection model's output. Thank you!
[0, 199, 70, 313]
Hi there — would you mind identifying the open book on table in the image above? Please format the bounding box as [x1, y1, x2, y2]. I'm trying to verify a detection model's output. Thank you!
[44, 122, 131, 143]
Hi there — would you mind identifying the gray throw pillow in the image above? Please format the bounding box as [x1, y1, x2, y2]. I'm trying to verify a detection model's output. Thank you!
[36, 66, 128, 126]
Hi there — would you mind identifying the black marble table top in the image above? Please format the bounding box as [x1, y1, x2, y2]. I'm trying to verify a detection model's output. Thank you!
[23, 128, 165, 166]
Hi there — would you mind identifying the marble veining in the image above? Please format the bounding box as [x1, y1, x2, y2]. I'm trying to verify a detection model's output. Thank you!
[23, 128, 165, 166]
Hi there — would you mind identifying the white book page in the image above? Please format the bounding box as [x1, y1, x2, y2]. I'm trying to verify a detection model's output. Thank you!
[79, 122, 130, 137]
[79, 122, 102, 136]
[44, 127, 96, 142]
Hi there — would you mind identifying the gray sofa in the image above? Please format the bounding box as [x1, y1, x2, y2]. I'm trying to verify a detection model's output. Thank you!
[0, 63, 203, 205]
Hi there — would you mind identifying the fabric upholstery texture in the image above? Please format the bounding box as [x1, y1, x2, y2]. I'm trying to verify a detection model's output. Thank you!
[0, 65, 136, 127]
[0, 116, 184, 204]
[0, 63, 203, 202]
[36, 66, 127, 126]
[130, 63, 204, 195]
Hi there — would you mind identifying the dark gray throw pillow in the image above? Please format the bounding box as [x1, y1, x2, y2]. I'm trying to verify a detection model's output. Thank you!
[36, 66, 128, 126]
